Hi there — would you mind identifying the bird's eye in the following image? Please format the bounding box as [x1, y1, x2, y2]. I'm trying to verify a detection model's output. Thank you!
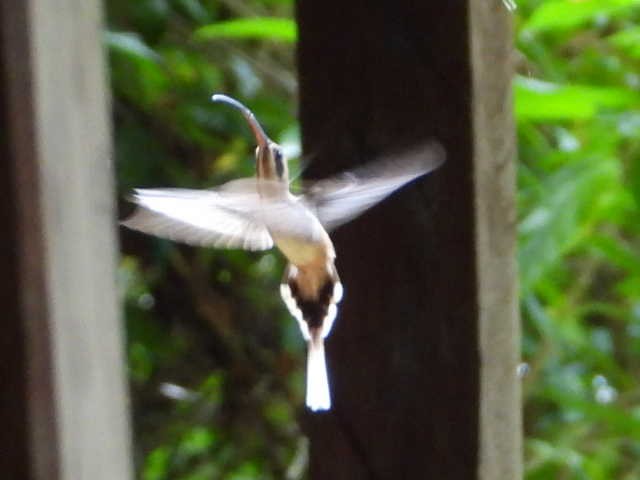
[273, 148, 285, 178]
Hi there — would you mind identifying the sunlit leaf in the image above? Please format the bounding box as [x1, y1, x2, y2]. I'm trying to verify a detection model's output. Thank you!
[522, 0, 640, 33]
[588, 235, 640, 274]
[179, 427, 217, 457]
[518, 154, 620, 291]
[542, 387, 640, 440]
[515, 76, 640, 121]
[143, 447, 171, 480]
[107, 31, 169, 107]
[105, 31, 161, 63]
[194, 18, 297, 43]
[608, 27, 640, 59]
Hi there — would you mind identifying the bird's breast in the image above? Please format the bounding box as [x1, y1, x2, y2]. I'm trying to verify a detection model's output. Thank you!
[273, 234, 331, 267]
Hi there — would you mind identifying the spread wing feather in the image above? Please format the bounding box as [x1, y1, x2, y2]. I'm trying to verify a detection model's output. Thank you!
[304, 141, 445, 231]
[121, 184, 274, 251]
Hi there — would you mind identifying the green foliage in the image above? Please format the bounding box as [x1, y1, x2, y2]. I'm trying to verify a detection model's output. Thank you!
[515, 76, 640, 120]
[517, 1, 640, 478]
[194, 18, 297, 42]
[522, 0, 640, 33]
[608, 26, 640, 59]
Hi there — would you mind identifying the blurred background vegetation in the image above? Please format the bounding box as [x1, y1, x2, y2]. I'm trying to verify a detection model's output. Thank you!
[107, 0, 640, 478]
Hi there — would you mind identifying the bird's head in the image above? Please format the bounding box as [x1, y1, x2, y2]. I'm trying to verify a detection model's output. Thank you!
[211, 94, 289, 183]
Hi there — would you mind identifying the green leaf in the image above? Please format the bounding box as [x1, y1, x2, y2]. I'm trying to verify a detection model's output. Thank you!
[629, 151, 640, 208]
[608, 27, 640, 59]
[518, 154, 620, 291]
[228, 462, 261, 480]
[143, 447, 171, 480]
[194, 18, 297, 43]
[105, 31, 161, 63]
[542, 387, 640, 440]
[179, 427, 216, 457]
[522, 0, 640, 33]
[106, 31, 169, 108]
[515, 76, 640, 121]
[588, 235, 640, 274]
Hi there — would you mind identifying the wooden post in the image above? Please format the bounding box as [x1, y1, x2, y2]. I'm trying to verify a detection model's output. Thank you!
[0, 1, 133, 479]
[296, 0, 521, 478]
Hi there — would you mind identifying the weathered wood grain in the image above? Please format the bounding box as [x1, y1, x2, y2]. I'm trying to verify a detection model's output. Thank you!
[0, 1, 133, 478]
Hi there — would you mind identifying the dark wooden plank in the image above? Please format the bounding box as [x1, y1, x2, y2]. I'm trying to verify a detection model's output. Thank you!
[295, 0, 520, 478]
[0, 2, 60, 478]
[0, 1, 133, 478]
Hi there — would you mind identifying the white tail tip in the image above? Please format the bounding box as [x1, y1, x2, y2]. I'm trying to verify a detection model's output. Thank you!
[306, 339, 331, 411]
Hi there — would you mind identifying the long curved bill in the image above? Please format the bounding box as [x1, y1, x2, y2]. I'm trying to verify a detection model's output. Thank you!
[211, 94, 271, 148]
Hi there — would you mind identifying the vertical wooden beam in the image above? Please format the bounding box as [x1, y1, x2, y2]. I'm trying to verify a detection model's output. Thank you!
[470, 2, 522, 479]
[0, 1, 133, 479]
[0, 4, 59, 478]
[295, 0, 520, 478]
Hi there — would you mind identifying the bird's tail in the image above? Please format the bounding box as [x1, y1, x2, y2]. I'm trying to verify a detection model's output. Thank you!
[306, 333, 331, 411]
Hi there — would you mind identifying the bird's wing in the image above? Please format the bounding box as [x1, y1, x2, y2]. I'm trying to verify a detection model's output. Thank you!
[121, 179, 274, 251]
[303, 141, 445, 231]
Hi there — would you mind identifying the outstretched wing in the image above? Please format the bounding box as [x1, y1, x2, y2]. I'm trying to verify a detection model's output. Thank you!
[121, 180, 274, 251]
[304, 141, 445, 231]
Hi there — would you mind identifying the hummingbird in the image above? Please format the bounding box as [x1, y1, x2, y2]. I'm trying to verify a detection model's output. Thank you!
[122, 94, 445, 411]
